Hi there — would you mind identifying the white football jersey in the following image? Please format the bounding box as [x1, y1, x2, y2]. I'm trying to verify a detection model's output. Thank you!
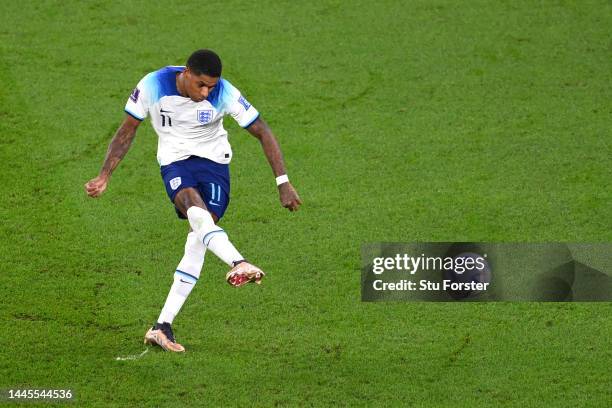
[124, 66, 260, 166]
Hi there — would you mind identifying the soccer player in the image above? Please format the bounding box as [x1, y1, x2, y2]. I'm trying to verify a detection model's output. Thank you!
[85, 49, 302, 352]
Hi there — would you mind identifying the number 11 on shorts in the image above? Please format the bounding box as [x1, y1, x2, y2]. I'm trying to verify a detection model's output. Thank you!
[209, 183, 221, 206]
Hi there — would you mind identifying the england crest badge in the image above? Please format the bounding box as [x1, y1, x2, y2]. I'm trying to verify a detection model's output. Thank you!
[197, 109, 213, 124]
[169, 177, 182, 191]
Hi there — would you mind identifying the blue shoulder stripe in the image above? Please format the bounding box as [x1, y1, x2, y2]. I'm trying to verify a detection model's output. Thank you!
[207, 78, 232, 110]
[148, 66, 184, 103]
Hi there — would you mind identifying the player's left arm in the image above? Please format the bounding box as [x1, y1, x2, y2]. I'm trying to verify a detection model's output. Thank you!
[246, 117, 302, 212]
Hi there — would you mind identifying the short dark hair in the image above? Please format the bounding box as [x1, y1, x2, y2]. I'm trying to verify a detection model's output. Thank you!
[186, 49, 222, 77]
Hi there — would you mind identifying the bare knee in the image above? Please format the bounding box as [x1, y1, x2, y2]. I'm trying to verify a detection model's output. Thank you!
[175, 188, 218, 223]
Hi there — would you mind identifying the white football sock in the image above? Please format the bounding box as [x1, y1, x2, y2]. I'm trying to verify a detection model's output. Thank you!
[157, 232, 205, 324]
[186, 206, 244, 267]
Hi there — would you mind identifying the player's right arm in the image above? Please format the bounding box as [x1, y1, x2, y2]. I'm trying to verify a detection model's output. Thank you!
[85, 115, 141, 198]
[86, 75, 151, 198]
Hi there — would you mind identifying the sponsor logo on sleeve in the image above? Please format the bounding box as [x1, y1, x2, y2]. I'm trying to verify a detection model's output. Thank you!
[130, 87, 140, 103]
[197, 109, 213, 124]
[169, 177, 182, 191]
[238, 95, 251, 110]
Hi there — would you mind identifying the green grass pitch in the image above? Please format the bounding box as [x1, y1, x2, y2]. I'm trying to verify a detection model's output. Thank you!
[1, 0, 610, 406]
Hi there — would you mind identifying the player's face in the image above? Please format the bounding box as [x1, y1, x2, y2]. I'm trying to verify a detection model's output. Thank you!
[184, 69, 219, 102]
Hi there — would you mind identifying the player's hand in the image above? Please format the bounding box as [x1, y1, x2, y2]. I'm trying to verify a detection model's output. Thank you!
[278, 182, 302, 212]
[85, 175, 109, 198]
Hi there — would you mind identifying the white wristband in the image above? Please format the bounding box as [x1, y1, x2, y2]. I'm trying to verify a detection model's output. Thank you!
[275, 174, 289, 186]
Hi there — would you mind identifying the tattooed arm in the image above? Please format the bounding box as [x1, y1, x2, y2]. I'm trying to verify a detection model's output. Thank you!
[85, 115, 141, 198]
